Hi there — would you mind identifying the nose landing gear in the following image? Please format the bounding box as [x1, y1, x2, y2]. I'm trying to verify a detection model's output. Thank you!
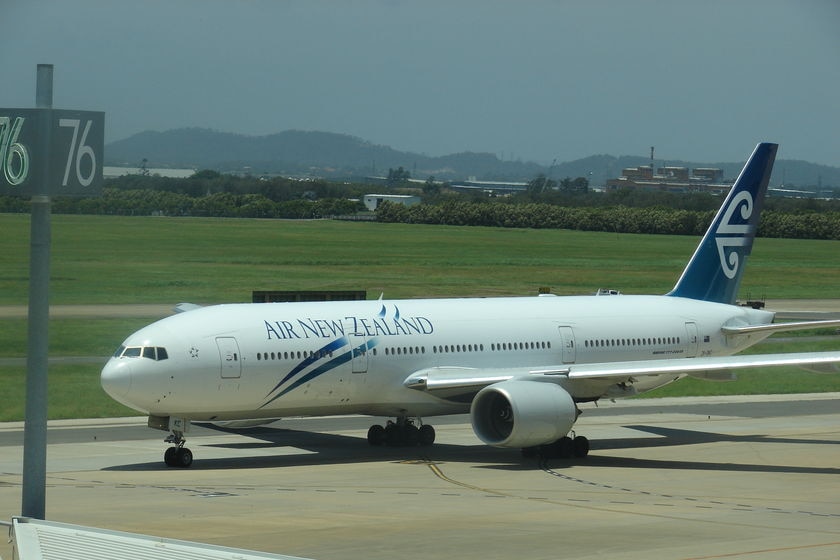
[148, 415, 194, 468]
[163, 431, 193, 468]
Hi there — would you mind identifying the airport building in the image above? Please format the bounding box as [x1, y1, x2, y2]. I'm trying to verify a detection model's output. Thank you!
[605, 164, 731, 194]
[104, 166, 197, 179]
[362, 193, 421, 210]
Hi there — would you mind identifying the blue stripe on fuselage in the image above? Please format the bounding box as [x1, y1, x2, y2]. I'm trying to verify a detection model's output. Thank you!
[264, 336, 350, 397]
[261, 338, 379, 407]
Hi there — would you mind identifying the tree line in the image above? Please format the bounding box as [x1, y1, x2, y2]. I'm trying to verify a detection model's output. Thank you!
[374, 199, 840, 240]
[1, 170, 839, 239]
[0, 188, 363, 218]
[0, 171, 366, 218]
[389, 173, 840, 239]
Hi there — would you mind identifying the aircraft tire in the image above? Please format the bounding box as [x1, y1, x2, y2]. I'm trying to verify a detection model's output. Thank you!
[557, 436, 574, 458]
[404, 424, 420, 446]
[367, 424, 386, 446]
[573, 436, 590, 458]
[521, 446, 538, 458]
[541, 436, 574, 459]
[164, 446, 178, 467]
[175, 447, 193, 468]
[385, 422, 404, 446]
[418, 424, 435, 446]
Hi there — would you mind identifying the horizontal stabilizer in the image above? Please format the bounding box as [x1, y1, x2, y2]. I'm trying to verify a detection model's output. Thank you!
[721, 319, 840, 336]
[566, 351, 840, 379]
[174, 302, 203, 314]
[686, 370, 737, 382]
[802, 363, 840, 374]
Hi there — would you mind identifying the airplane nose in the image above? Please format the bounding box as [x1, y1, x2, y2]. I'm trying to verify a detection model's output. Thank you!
[101, 359, 132, 399]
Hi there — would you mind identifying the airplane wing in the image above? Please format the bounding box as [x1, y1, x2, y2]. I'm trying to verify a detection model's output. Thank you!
[404, 351, 840, 398]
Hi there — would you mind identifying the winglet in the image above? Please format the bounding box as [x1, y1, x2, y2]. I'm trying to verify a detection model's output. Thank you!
[667, 142, 778, 304]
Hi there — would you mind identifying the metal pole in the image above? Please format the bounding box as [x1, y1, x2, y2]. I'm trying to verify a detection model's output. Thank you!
[22, 63, 54, 520]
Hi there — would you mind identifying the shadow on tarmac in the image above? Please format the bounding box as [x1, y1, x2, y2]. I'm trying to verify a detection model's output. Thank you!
[102, 423, 840, 476]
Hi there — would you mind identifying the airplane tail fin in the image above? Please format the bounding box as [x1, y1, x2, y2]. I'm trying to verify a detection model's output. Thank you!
[667, 142, 778, 304]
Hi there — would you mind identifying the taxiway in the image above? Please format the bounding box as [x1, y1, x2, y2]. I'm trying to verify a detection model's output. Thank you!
[1, 394, 839, 559]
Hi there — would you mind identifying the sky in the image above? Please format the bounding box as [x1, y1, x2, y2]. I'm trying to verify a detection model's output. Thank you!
[4, 0, 839, 167]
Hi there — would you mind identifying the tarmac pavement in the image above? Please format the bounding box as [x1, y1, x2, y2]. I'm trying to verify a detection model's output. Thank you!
[1, 394, 839, 560]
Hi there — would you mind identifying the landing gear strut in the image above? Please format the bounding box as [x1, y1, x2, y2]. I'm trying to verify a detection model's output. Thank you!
[367, 418, 435, 447]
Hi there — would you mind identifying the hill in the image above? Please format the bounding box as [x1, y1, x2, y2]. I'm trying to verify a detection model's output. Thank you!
[105, 128, 840, 188]
[106, 128, 544, 181]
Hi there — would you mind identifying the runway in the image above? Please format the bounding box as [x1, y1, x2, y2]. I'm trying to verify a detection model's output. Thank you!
[2, 394, 839, 560]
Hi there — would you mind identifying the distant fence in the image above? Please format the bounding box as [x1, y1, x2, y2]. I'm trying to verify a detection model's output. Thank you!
[332, 213, 377, 221]
[252, 290, 367, 303]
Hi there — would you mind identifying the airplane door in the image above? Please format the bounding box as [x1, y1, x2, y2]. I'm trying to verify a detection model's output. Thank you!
[344, 321, 368, 373]
[216, 337, 242, 379]
[684, 322, 699, 357]
[557, 326, 576, 364]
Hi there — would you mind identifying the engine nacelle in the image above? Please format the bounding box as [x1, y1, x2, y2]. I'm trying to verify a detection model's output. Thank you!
[470, 380, 577, 448]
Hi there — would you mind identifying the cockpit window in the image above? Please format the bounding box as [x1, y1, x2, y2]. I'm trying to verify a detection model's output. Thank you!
[114, 346, 169, 361]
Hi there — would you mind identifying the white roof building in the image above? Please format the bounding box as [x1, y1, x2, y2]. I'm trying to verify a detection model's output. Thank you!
[362, 194, 421, 211]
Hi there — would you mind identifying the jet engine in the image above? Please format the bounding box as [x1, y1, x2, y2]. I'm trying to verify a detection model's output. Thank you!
[470, 380, 577, 448]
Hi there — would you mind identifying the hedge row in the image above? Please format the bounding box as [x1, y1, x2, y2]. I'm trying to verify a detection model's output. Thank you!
[375, 200, 840, 240]
[0, 189, 363, 219]
[3, 190, 839, 240]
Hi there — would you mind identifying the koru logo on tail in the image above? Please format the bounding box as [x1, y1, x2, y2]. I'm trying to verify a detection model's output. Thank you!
[715, 190, 754, 279]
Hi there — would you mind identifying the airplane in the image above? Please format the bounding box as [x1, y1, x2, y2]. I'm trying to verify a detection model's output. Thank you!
[101, 142, 840, 468]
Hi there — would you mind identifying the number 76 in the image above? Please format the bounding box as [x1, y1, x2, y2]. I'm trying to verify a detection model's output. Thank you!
[59, 118, 97, 187]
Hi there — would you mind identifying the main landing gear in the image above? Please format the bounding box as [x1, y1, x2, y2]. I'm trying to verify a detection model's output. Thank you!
[163, 431, 193, 468]
[367, 418, 436, 447]
[521, 433, 590, 460]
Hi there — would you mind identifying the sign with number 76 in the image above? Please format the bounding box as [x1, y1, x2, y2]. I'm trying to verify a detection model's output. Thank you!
[0, 108, 104, 196]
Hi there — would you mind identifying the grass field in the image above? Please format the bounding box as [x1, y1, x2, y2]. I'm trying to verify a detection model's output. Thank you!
[3, 214, 840, 304]
[1, 213, 838, 421]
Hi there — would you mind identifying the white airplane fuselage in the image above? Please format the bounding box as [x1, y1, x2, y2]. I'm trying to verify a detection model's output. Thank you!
[102, 294, 775, 421]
